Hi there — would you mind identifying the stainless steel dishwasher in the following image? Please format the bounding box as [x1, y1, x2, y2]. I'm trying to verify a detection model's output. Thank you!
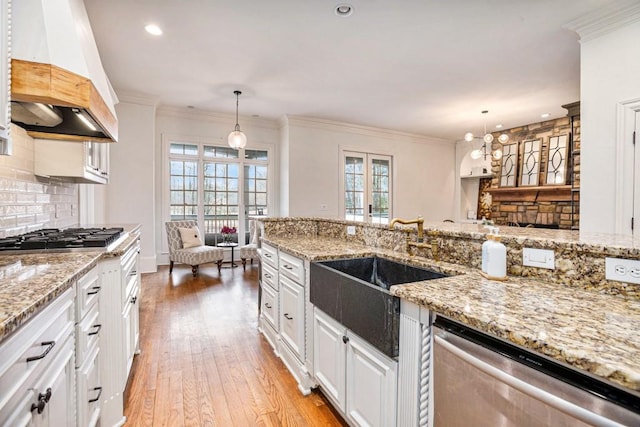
[433, 317, 640, 427]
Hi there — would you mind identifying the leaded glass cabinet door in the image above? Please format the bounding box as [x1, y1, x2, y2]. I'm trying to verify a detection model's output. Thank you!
[343, 152, 392, 224]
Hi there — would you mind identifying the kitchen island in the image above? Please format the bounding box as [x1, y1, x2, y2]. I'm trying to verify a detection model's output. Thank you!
[257, 217, 640, 425]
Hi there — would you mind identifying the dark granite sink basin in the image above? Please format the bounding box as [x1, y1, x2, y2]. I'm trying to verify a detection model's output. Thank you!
[310, 256, 449, 358]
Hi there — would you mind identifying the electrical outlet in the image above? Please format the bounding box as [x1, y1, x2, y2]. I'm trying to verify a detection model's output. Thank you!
[346, 225, 356, 235]
[522, 248, 555, 269]
[605, 258, 640, 285]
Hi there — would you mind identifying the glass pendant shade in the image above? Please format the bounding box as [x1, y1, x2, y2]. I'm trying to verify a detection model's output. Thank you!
[470, 149, 483, 160]
[228, 90, 247, 149]
[483, 133, 494, 144]
[492, 149, 503, 160]
[464, 132, 474, 142]
[498, 133, 509, 144]
[228, 129, 247, 149]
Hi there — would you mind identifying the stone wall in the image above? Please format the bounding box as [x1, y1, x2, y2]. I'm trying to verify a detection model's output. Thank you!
[489, 107, 580, 229]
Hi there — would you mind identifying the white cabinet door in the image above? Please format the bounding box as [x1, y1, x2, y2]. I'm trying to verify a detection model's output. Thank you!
[313, 308, 346, 412]
[346, 333, 397, 427]
[279, 275, 305, 360]
[261, 282, 278, 330]
[32, 336, 76, 427]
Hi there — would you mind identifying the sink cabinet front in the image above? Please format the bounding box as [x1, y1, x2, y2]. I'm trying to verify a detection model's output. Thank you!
[313, 307, 398, 427]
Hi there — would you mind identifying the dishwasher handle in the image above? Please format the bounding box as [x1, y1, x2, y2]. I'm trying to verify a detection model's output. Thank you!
[434, 332, 626, 427]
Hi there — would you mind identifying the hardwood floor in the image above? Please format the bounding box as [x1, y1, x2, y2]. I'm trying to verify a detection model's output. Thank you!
[123, 263, 347, 426]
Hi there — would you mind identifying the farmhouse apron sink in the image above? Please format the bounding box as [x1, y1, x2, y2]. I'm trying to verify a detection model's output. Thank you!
[310, 256, 448, 358]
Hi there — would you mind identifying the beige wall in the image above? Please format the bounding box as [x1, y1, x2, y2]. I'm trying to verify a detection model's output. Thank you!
[0, 125, 78, 237]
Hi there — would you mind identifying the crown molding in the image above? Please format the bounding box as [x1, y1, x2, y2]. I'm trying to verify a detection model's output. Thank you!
[283, 115, 452, 146]
[564, 0, 640, 42]
[115, 89, 160, 107]
[156, 105, 279, 130]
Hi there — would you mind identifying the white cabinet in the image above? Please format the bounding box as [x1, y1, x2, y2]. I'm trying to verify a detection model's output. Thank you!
[0, 288, 76, 427]
[313, 308, 398, 427]
[259, 243, 315, 395]
[98, 238, 141, 427]
[0, 0, 10, 154]
[279, 275, 305, 359]
[313, 307, 346, 410]
[34, 139, 109, 184]
[75, 267, 101, 427]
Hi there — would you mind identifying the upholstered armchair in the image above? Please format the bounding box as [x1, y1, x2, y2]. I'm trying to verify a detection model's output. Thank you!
[240, 220, 260, 270]
[165, 220, 224, 276]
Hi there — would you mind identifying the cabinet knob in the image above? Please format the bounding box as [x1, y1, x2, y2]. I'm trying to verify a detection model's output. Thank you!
[342, 336, 349, 344]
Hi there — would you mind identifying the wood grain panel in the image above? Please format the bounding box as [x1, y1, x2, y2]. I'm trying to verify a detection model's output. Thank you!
[123, 265, 347, 426]
[11, 59, 117, 141]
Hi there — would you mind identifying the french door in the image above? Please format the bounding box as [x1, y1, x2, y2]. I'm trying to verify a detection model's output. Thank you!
[343, 151, 392, 224]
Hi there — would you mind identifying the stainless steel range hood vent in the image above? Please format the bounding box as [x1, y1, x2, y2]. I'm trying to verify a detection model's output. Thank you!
[11, 0, 118, 142]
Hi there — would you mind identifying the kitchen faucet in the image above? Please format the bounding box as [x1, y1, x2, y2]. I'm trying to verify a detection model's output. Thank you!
[389, 216, 439, 261]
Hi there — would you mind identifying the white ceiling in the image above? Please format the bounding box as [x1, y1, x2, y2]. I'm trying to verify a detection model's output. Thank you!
[84, 0, 615, 141]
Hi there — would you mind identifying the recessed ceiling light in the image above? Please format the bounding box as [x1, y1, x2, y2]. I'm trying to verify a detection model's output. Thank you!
[335, 3, 354, 17]
[145, 24, 163, 36]
[541, 113, 550, 118]
[495, 124, 503, 129]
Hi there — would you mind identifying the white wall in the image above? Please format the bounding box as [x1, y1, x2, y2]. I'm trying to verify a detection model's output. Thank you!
[103, 96, 158, 272]
[282, 116, 456, 221]
[578, 13, 640, 233]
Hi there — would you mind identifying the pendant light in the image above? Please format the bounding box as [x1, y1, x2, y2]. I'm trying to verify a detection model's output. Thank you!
[228, 90, 247, 149]
[464, 110, 509, 160]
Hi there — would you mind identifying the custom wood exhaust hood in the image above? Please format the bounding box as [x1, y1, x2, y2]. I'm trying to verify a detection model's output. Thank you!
[11, 59, 118, 142]
[10, 0, 118, 143]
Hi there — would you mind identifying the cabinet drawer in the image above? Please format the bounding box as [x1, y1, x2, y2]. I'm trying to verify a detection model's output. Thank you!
[262, 263, 279, 291]
[261, 243, 278, 269]
[75, 302, 100, 367]
[261, 283, 278, 330]
[77, 345, 101, 427]
[279, 275, 305, 360]
[0, 289, 74, 416]
[76, 266, 100, 322]
[279, 251, 304, 284]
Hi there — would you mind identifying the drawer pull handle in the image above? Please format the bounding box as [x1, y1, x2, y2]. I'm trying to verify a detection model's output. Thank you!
[88, 324, 102, 336]
[284, 313, 293, 320]
[342, 336, 349, 344]
[264, 273, 271, 279]
[88, 386, 103, 403]
[264, 303, 272, 309]
[27, 341, 55, 362]
[87, 286, 101, 295]
[283, 264, 293, 270]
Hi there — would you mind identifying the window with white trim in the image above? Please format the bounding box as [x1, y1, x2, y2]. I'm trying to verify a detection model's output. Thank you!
[166, 140, 270, 245]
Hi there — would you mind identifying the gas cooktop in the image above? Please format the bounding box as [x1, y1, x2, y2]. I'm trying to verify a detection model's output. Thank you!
[0, 227, 126, 252]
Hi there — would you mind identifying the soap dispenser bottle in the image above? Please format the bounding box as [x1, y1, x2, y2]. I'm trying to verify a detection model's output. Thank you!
[485, 227, 507, 280]
[481, 228, 494, 274]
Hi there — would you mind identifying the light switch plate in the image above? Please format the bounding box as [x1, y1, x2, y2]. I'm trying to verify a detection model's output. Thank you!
[605, 257, 640, 285]
[523, 248, 555, 269]
[346, 225, 356, 235]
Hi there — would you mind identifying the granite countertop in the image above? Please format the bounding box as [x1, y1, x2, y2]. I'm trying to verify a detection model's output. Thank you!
[0, 224, 141, 343]
[263, 236, 640, 393]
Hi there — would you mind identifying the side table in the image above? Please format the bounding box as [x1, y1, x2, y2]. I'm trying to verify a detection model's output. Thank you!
[216, 242, 239, 268]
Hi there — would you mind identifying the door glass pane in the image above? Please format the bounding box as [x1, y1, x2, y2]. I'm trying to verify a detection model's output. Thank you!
[345, 156, 365, 222]
[371, 158, 390, 224]
[204, 161, 239, 244]
[245, 164, 268, 243]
